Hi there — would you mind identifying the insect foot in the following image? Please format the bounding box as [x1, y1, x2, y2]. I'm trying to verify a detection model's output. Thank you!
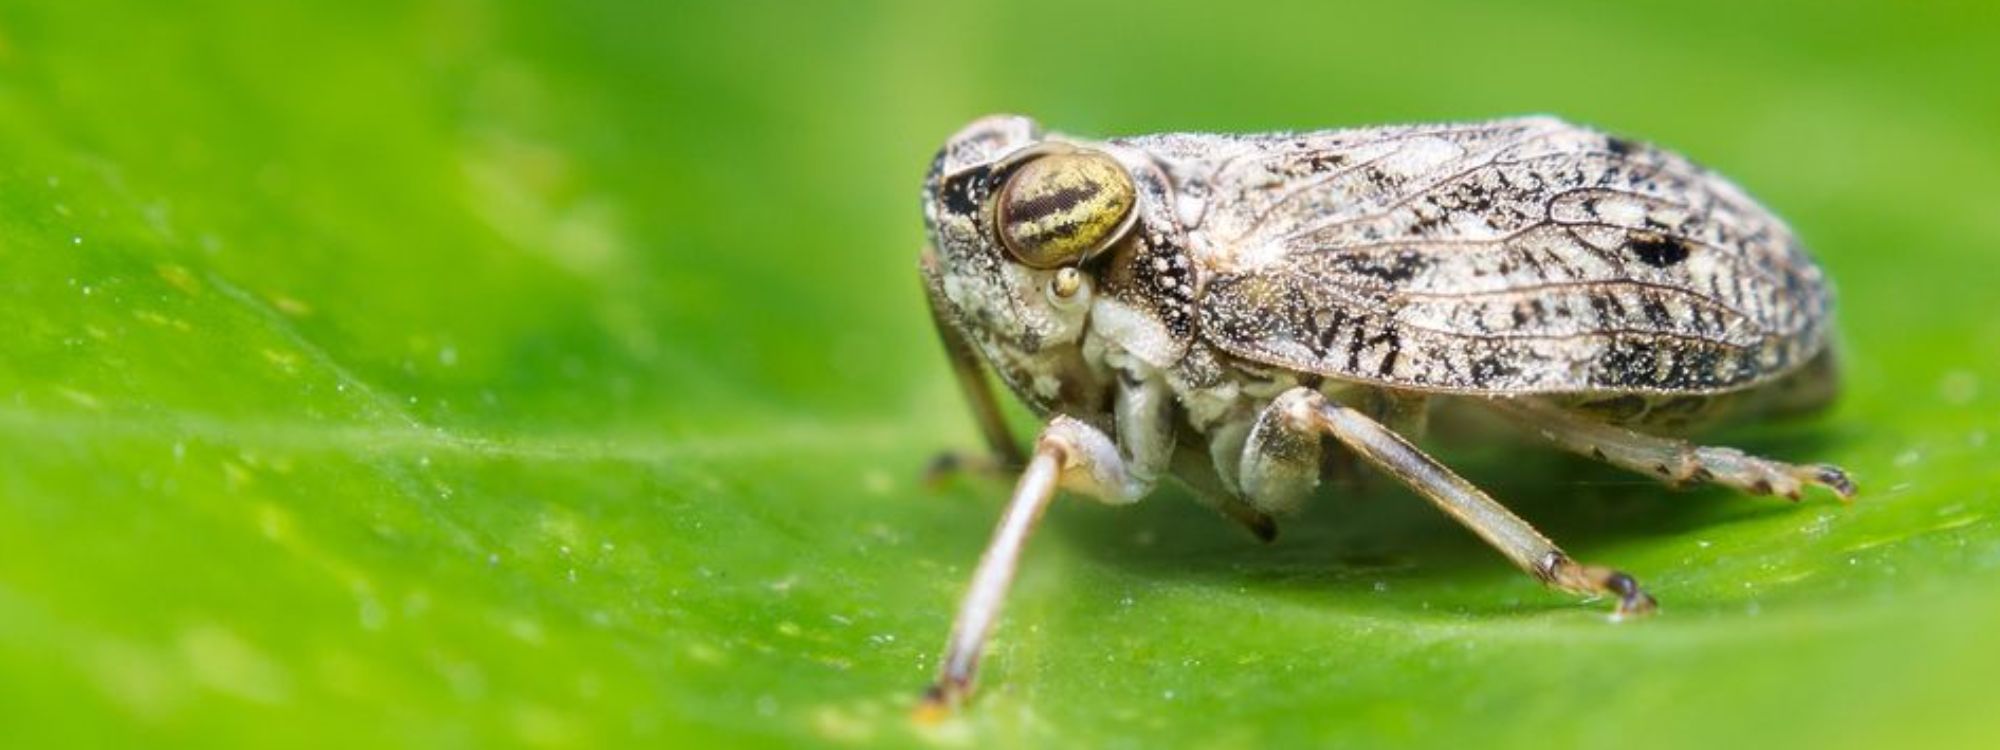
[1539, 552, 1659, 618]
[1810, 464, 1859, 499]
[914, 679, 969, 724]
[1677, 448, 1858, 502]
[921, 450, 1015, 488]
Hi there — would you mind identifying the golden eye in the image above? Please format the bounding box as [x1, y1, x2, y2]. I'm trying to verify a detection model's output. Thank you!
[995, 149, 1136, 269]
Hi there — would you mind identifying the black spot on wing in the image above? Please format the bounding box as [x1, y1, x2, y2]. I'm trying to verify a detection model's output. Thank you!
[1468, 353, 1518, 385]
[1374, 328, 1403, 378]
[1586, 336, 1760, 391]
[1329, 250, 1432, 284]
[1628, 233, 1691, 268]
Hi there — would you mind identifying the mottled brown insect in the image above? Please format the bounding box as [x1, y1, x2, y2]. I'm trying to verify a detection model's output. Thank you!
[915, 114, 1854, 714]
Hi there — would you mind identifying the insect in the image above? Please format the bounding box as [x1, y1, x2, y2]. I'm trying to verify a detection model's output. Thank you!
[915, 114, 1854, 712]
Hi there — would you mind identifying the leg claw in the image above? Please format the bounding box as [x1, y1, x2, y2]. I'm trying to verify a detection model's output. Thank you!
[1810, 464, 1858, 501]
[1543, 553, 1657, 618]
[923, 451, 1013, 488]
[1606, 571, 1658, 617]
[913, 680, 965, 723]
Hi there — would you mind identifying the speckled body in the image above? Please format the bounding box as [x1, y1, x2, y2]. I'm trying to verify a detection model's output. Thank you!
[915, 115, 1851, 709]
[922, 115, 1836, 503]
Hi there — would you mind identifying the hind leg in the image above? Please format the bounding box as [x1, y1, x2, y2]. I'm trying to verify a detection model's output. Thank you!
[1484, 398, 1855, 501]
[1247, 388, 1656, 615]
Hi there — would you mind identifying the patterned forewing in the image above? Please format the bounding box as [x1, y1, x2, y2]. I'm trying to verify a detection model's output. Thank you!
[1190, 118, 1831, 394]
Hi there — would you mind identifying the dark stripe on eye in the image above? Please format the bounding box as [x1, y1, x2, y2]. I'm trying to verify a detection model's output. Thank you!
[1004, 183, 1101, 225]
[1027, 219, 1085, 242]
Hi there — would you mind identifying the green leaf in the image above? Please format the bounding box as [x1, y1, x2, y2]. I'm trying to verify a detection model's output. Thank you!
[2, 1, 1996, 747]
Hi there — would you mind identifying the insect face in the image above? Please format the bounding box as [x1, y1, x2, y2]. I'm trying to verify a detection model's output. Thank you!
[921, 115, 1131, 413]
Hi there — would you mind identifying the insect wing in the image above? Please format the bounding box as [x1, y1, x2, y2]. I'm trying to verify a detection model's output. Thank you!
[1188, 117, 1831, 394]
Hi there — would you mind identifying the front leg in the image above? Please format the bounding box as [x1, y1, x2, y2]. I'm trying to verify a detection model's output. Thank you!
[918, 415, 1154, 717]
[921, 247, 1024, 483]
[1246, 388, 1657, 616]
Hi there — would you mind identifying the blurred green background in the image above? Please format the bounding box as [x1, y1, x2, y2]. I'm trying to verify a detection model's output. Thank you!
[2, 0, 1997, 747]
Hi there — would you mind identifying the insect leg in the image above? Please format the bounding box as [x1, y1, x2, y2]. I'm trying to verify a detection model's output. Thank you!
[921, 247, 1024, 482]
[1171, 442, 1279, 542]
[919, 415, 1147, 716]
[1117, 360, 1278, 532]
[1237, 392, 1328, 517]
[1484, 398, 1856, 501]
[1266, 388, 1656, 616]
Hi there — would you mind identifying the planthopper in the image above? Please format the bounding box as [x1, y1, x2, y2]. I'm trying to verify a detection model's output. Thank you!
[915, 114, 1854, 713]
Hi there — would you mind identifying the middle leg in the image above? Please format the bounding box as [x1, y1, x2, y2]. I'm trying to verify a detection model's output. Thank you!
[1243, 388, 1657, 615]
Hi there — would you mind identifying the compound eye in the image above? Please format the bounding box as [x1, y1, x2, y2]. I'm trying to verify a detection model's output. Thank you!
[995, 149, 1136, 269]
